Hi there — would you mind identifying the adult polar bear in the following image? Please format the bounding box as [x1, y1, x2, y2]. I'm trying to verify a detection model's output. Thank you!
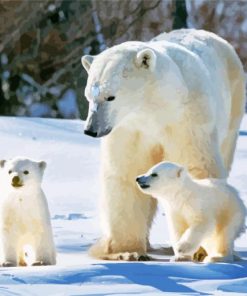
[81, 29, 246, 261]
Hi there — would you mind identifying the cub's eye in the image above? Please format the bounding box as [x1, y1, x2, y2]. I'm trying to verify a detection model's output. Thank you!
[151, 173, 158, 177]
[23, 170, 29, 175]
[8, 170, 12, 174]
[105, 96, 115, 102]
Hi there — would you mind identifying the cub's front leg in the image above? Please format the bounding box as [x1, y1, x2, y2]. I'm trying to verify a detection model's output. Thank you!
[166, 212, 189, 262]
[32, 222, 56, 266]
[0, 229, 18, 267]
[90, 129, 158, 261]
[174, 222, 211, 262]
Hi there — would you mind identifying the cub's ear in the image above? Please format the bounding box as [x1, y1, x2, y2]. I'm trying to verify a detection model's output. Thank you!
[81, 55, 94, 72]
[38, 161, 47, 171]
[0, 160, 6, 168]
[135, 48, 156, 71]
[176, 167, 185, 178]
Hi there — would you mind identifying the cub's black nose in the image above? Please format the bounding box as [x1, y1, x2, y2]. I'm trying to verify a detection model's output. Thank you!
[136, 176, 146, 183]
[12, 176, 20, 184]
[84, 129, 98, 137]
[136, 176, 150, 189]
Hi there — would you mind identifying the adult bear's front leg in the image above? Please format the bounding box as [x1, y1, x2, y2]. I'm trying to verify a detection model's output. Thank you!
[89, 129, 158, 261]
[90, 173, 156, 261]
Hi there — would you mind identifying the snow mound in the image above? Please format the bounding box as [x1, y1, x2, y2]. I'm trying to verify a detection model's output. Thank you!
[0, 116, 246, 295]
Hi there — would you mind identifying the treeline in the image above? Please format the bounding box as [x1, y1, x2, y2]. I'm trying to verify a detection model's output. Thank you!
[0, 0, 246, 119]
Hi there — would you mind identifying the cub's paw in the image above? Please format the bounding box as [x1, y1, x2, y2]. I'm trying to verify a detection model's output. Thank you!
[2, 261, 17, 267]
[175, 241, 194, 255]
[203, 255, 234, 263]
[32, 260, 52, 266]
[19, 259, 27, 267]
[193, 247, 207, 262]
[170, 255, 192, 262]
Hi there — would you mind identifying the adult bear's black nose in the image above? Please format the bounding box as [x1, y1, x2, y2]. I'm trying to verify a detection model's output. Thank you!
[136, 177, 141, 182]
[84, 129, 98, 137]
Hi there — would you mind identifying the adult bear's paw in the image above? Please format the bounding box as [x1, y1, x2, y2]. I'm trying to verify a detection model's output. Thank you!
[118, 252, 151, 261]
[101, 252, 152, 261]
[118, 252, 139, 261]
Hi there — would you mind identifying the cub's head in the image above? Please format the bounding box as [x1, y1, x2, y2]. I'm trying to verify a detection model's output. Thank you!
[81, 41, 187, 138]
[136, 161, 187, 197]
[0, 157, 46, 189]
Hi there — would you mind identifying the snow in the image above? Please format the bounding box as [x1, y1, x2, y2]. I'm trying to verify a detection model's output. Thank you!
[57, 89, 79, 118]
[0, 116, 246, 295]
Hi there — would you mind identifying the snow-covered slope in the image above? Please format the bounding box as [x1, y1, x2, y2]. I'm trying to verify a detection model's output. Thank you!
[0, 116, 246, 295]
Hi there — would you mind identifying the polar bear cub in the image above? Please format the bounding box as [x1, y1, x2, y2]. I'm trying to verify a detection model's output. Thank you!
[0, 157, 56, 267]
[136, 161, 246, 263]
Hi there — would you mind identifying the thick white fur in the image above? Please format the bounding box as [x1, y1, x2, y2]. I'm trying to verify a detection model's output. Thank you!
[0, 157, 56, 266]
[137, 161, 246, 263]
[82, 29, 246, 260]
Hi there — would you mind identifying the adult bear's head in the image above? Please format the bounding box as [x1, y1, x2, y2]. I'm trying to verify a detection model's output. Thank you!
[81, 41, 187, 138]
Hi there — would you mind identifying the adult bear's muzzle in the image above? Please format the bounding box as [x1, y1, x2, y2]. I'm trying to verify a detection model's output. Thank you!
[83, 102, 112, 138]
[84, 110, 98, 137]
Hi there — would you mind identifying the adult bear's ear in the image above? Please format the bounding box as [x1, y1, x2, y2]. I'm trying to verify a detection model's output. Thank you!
[135, 48, 156, 71]
[0, 160, 6, 168]
[81, 55, 94, 72]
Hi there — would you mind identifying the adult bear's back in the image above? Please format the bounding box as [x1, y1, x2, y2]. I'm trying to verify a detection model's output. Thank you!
[152, 29, 246, 173]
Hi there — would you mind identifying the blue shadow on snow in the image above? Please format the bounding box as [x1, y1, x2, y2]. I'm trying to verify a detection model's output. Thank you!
[1, 260, 247, 295]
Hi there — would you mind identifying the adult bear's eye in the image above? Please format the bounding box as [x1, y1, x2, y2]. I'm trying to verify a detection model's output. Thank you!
[105, 96, 115, 101]
[8, 170, 12, 174]
[23, 170, 29, 175]
[151, 173, 158, 177]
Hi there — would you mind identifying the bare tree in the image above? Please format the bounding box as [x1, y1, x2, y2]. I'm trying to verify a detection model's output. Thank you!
[0, 0, 172, 118]
[172, 0, 188, 29]
[0, 0, 246, 118]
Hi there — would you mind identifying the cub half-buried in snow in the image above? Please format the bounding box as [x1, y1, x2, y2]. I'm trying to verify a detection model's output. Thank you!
[0, 157, 56, 267]
[136, 161, 246, 263]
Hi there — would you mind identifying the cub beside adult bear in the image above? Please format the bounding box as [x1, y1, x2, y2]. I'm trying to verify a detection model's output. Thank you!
[137, 161, 246, 263]
[0, 157, 56, 267]
[81, 29, 246, 261]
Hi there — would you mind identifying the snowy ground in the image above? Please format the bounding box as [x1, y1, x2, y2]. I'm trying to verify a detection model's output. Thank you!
[0, 116, 246, 296]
